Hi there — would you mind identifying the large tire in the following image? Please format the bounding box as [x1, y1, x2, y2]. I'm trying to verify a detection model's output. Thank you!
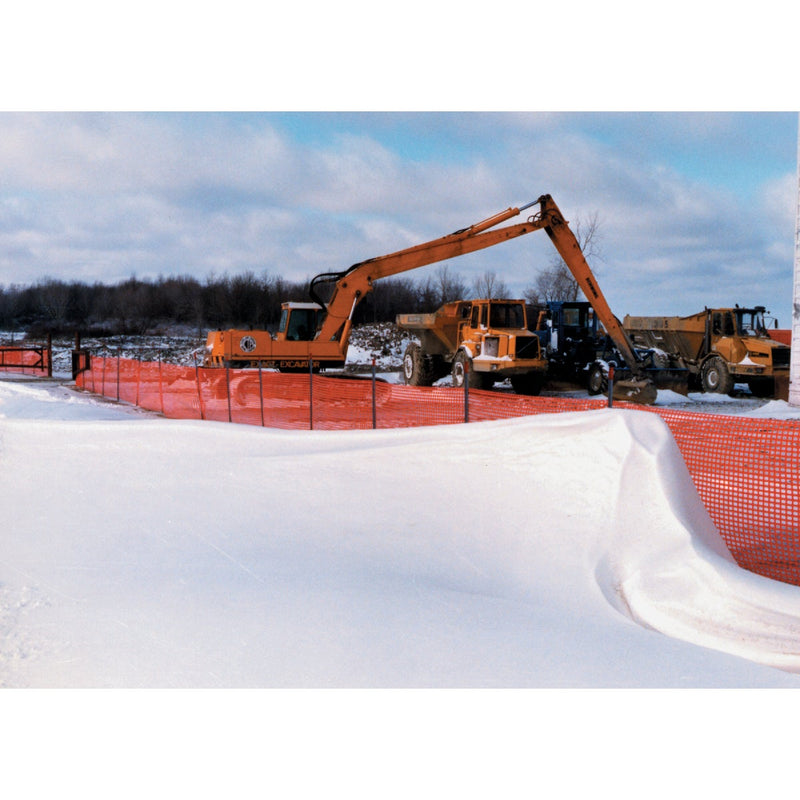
[701, 356, 734, 394]
[402, 342, 433, 386]
[587, 363, 607, 395]
[510, 372, 545, 396]
[452, 350, 485, 389]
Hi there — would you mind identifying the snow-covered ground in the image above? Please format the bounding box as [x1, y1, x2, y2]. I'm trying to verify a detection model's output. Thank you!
[6, 376, 800, 687]
[2, 374, 799, 795]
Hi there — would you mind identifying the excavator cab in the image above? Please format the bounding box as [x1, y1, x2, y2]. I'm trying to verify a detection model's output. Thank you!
[277, 303, 323, 342]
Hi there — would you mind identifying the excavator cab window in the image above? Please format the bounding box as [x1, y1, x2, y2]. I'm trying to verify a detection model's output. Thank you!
[281, 307, 318, 341]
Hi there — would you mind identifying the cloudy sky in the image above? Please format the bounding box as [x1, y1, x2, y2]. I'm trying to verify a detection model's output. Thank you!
[1, 111, 797, 324]
[2, 4, 798, 327]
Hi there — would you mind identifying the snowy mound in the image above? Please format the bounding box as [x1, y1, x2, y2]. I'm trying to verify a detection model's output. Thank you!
[591, 410, 800, 673]
[2, 379, 800, 687]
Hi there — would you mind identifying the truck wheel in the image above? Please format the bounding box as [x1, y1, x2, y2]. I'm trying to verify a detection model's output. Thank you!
[402, 342, 433, 386]
[510, 373, 545, 395]
[587, 363, 607, 395]
[452, 350, 485, 389]
[701, 356, 734, 394]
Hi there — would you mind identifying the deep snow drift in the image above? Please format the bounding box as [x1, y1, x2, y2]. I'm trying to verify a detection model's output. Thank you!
[2, 377, 800, 688]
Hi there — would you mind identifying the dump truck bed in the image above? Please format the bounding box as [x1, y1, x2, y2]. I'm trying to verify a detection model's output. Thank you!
[623, 314, 708, 365]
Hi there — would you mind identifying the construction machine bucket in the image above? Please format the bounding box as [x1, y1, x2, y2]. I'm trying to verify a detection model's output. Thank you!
[612, 377, 658, 406]
[650, 368, 690, 396]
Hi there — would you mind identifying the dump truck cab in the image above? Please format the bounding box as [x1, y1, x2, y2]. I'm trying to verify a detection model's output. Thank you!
[705, 306, 790, 396]
[533, 301, 600, 358]
[532, 301, 603, 387]
[458, 299, 545, 389]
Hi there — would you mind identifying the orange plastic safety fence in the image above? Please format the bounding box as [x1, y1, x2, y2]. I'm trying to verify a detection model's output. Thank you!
[0, 344, 51, 374]
[77, 357, 800, 587]
[639, 406, 800, 586]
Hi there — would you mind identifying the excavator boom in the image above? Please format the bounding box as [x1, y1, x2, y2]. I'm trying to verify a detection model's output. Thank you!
[205, 200, 547, 370]
[313, 204, 548, 344]
[533, 194, 657, 403]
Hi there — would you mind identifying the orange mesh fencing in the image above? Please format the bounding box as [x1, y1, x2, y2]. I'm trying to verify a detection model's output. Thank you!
[0, 344, 52, 375]
[77, 357, 800, 587]
[645, 408, 800, 586]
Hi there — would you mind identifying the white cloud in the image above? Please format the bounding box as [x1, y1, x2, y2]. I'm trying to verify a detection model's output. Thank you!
[0, 112, 795, 326]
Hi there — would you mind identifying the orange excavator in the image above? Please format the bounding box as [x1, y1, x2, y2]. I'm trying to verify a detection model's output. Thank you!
[204, 194, 656, 402]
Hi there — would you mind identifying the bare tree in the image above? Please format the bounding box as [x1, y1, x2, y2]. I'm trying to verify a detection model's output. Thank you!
[37, 278, 71, 326]
[526, 211, 603, 303]
[436, 265, 467, 304]
[472, 270, 509, 299]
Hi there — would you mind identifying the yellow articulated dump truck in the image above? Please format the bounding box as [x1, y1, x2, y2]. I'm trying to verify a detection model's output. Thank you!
[397, 298, 548, 394]
[623, 306, 790, 399]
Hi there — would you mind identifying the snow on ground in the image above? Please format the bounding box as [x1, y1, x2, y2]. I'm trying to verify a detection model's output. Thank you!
[738, 398, 800, 419]
[654, 387, 800, 419]
[3, 376, 800, 688]
[3, 375, 800, 795]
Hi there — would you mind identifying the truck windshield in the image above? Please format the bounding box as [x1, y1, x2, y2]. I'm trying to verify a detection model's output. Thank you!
[736, 309, 766, 336]
[489, 303, 524, 328]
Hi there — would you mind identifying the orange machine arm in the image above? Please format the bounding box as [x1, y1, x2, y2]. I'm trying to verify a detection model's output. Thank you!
[534, 194, 644, 375]
[308, 194, 643, 379]
[310, 201, 548, 343]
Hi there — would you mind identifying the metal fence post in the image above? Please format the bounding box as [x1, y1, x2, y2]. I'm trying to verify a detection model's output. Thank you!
[607, 364, 615, 408]
[225, 365, 232, 423]
[372, 357, 377, 429]
[309, 357, 314, 430]
[135, 352, 141, 407]
[116, 346, 121, 402]
[159, 352, 164, 415]
[464, 360, 470, 423]
[101, 346, 106, 397]
[258, 361, 265, 427]
[194, 351, 205, 421]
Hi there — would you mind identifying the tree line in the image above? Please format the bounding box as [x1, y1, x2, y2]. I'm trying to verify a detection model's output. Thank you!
[1, 214, 600, 336]
[0, 266, 562, 336]
[1, 213, 600, 337]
